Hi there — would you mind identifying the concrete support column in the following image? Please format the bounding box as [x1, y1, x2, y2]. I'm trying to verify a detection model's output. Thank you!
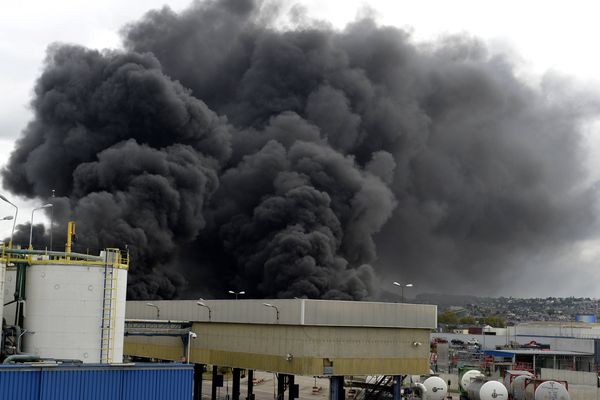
[288, 375, 296, 400]
[212, 365, 218, 400]
[277, 374, 286, 400]
[329, 376, 344, 400]
[193, 364, 205, 400]
[247, 370, 254, 400]
[392, 375, 402, 400]
[232, 368, 241, 400]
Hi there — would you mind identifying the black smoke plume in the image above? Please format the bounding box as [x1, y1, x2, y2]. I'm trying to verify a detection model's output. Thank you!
[3, 0, 599, 299]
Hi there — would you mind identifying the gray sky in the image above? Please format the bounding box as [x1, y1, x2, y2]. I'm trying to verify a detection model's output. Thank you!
[2, 0, 600, 297]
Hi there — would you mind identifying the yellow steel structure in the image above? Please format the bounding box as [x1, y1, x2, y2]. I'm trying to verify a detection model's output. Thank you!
[0, 244, 129, 270]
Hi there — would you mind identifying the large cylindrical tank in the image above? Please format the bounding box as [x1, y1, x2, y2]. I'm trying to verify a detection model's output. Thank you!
[0, 257, 5, 326]
[503, 370, 534, 390]
[524, 380, 569, 400]
[467, 380, 508, 400]
[2, 266, 17, 325]
[421, 376, 448, 400]
[460, 369, 485, 392]
[511, 375, 534, 400]
[22, 251, 127, 363]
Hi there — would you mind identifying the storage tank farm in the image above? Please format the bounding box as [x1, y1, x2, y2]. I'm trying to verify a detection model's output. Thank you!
[0, 221, 128, 363]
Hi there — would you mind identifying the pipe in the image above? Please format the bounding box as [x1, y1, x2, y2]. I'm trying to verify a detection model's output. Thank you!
[3, 354, 83, 364]
[3, 354, 39, 364]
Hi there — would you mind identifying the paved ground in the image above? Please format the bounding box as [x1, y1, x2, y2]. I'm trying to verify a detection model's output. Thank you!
[199, 370, 331, 400]
[198, 370, 465, 400]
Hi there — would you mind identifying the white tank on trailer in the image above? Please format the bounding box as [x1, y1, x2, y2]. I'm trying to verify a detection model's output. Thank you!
[467, 379, 508, 400]
[524, 380, 569, 400]
[511, 374, 536, 400]
[460, 370, 485, 392]
[503, 370, 534, 390]
[421, 376, 447, 400]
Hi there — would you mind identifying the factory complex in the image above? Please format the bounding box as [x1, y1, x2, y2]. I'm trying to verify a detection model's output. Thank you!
[0, 220, 595, 400]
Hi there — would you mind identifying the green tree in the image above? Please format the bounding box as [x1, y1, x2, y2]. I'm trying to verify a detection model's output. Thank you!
[481, 316, 506, 328]
[459, 315, 476, 325]
[438, 311, 459, 325]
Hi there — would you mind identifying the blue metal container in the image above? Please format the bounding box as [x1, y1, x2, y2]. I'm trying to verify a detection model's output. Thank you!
[0, 363, 193, 400]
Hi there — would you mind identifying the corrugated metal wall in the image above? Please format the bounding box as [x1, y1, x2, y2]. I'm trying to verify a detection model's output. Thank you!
[0, 363, 193, 400]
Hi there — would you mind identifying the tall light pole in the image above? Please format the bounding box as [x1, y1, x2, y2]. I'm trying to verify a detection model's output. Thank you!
[146, 302, 160, 319]
[29, 204, 53, 249]
[393, 282, 414, 303]
[2, 216, 13, 221]
[49, 189, 55, 251]
[197, 300, 212, 321]
[0, 194, 18, 248]
[263, 303, 280, 322]
[228, 290, 245, 300]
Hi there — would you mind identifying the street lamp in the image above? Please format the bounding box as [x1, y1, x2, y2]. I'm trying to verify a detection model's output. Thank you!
[263, 303, 280, 322]
[0, 194, 18, 248]
[393, 282, 414, 303]
[228, 290, 245, 300]
[187, 331, 197, 364]
[29, 204, 53, 249]
[197, 299, 212, 321]
[146, 302, 160, 319]
[2, 216, 13, 220]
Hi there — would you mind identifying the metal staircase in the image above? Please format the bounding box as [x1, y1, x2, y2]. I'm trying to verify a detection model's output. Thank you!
[357, 376, 394, 400]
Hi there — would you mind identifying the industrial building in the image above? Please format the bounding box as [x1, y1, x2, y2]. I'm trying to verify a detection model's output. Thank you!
[125, 299, 437, 400]
[0, 220, 438, 400]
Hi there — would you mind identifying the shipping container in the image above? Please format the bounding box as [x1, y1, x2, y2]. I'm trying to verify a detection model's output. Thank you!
[0, 363, 193, 400]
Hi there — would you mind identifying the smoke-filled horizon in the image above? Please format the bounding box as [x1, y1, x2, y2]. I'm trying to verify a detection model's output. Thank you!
[3, 0, 600, 299]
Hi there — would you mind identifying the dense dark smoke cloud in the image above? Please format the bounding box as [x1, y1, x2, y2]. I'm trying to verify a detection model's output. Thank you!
[3, 0, 599, 299]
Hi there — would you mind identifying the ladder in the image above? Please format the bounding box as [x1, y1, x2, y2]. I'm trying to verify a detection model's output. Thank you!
[100, 252, 118, 363]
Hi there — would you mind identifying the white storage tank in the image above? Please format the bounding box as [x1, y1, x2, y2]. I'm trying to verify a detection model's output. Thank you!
[467, 379, 508, 400]
[460, 369, 485, 392]
[0, 256, 5, 326]
[2, 267, 17, 325]
[421, 376, 447, 400]
[524, 380, 569, 400]
[22, 249, 128, 363]
[503, 370, 534, 390]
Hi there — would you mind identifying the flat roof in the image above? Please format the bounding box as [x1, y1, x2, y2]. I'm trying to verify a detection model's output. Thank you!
[126, 299, 437, 329]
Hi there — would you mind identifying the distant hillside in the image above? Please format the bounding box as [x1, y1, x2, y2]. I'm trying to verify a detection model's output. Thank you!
[414, 293, 485, 306]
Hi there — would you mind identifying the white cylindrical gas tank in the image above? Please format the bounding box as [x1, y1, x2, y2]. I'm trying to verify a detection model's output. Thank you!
[421, 376, 447, 400]
[22, 258, 127, 363]
[467, 380, 508, 400]
[524, 380, 569, 400]
[503, 370, 534, 390]
[461, 370, 485, 392]
[511, 375, 534, 400]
